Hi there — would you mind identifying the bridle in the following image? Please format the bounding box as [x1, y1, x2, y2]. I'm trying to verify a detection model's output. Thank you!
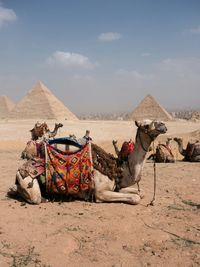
[137, 127, 155, 152]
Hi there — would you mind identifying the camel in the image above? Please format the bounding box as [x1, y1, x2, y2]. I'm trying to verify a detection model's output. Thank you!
[147, 138, 175, 163]
[12, 120, 167, 205]
[48, 123, 63, 138]
[30, 122, 63, 140]
[30, 122, 49, 140]
[174, 137, 200, 162]
[21, 122, 63, 159]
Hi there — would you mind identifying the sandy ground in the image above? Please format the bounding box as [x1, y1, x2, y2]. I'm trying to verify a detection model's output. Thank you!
[0, 119, 200, 267]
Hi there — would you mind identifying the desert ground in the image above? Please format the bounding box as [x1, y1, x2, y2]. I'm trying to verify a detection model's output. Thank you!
[0, 119, 200, 267]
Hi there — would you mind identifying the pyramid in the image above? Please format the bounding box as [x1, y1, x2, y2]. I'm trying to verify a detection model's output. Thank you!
[8, 81, 78, 120]
[0, 95, 15, 119]
[129, 94, 172, 121]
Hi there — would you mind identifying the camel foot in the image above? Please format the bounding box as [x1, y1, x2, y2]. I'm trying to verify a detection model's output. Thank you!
[138, 190, 145, 199]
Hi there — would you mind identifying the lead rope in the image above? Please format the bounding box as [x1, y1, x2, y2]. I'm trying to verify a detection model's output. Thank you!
[147, 140, 157, 206]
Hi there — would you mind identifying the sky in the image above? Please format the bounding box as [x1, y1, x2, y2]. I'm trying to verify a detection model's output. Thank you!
[0, 0, 200, 115]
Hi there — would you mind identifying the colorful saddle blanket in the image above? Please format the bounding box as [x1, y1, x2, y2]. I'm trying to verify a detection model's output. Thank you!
[45, 143, 94, 196]
[18, 158, 45, 178]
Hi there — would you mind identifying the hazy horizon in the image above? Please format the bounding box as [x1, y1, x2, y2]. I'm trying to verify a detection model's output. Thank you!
[0, 0, 200, 115]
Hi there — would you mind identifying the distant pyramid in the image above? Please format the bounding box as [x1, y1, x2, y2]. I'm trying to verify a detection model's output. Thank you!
[129, 94, 172, 121]
[8, 81, 78, 120]
[0, 95, 15, 119]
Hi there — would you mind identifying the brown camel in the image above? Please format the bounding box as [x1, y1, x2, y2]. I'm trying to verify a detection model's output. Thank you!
[21, 122, 63, 159]
[30, 122, 63, 140]
[174, 137, 200, 162]
[13, 120, 167, 204]
[47, 123, 63, 138]
[148, 138, 175, 163]
[30, 122, 49, 140]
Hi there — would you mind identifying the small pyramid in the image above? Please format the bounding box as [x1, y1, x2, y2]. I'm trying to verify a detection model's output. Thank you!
[8, 81, 78, 120]
[129, 94, 172, 121]
[0, 95, 15, 119]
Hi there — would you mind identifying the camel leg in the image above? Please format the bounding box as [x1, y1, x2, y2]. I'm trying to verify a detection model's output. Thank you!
[95, 190, 141, 205]
[94, 171, 141, 204]
[119, 187, 145, 198]
[16, 171, 41, 204]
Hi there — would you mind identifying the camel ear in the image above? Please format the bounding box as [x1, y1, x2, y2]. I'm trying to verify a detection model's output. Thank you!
[135, 121, 141, 127]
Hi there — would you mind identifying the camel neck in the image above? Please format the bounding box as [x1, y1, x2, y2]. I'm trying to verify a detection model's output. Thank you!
[131, 130, 153, 162]
[120, 129, 153, 188]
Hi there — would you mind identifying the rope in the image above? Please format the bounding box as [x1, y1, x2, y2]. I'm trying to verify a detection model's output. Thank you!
[147, 140, 157, 206]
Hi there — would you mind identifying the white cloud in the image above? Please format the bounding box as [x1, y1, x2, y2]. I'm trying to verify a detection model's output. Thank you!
[190, 25, 200, 34]
[47, 51, 96, 69]
[98, 32, 122, 42]
[0, 6, 17, 28]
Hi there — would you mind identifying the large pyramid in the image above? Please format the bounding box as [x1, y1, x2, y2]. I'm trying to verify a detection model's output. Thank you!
[8, 81, 78, 120]
[129, 94, 172, 121]
[0, 95, 15, 119]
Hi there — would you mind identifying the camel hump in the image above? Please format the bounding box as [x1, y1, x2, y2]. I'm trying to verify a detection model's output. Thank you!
[158, 144, 173, 156]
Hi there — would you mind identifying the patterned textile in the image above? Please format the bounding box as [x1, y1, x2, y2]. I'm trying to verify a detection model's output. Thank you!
[18, 158, 45, 178]
[45, 143, 94, 195]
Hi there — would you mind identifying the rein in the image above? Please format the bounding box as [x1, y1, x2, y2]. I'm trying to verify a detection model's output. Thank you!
[147, 140, 157, 206]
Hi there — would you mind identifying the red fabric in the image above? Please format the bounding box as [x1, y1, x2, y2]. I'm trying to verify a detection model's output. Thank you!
[119, 141, 135, 158]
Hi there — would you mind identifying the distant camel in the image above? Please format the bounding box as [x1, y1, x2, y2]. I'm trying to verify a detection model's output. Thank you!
[174, 137, 200, 162]
[30, 122, 49, 140]
[30, 122, 63, 140]
[21, 122, 63, 159]
[148, 138, 175, 163]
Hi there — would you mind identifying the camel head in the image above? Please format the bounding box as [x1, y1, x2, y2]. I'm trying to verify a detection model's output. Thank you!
[135, 120, 167, 140]
[55, 123, 63, 129]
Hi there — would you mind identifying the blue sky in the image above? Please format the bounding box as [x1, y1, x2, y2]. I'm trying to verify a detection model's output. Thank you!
[0, 0, 200, 115]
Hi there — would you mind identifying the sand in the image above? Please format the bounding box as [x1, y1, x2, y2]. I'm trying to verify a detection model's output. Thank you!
[0, 119, 200, 267]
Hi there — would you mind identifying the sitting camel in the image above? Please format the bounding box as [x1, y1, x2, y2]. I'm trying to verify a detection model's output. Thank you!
[30, 122, 49, 140]
[174, 137, 200, 162]
[21, 122, 63, 159]
[147, 138, 175, 163]
[12, 120, 167, 205]
[30, 122, 63, 140]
